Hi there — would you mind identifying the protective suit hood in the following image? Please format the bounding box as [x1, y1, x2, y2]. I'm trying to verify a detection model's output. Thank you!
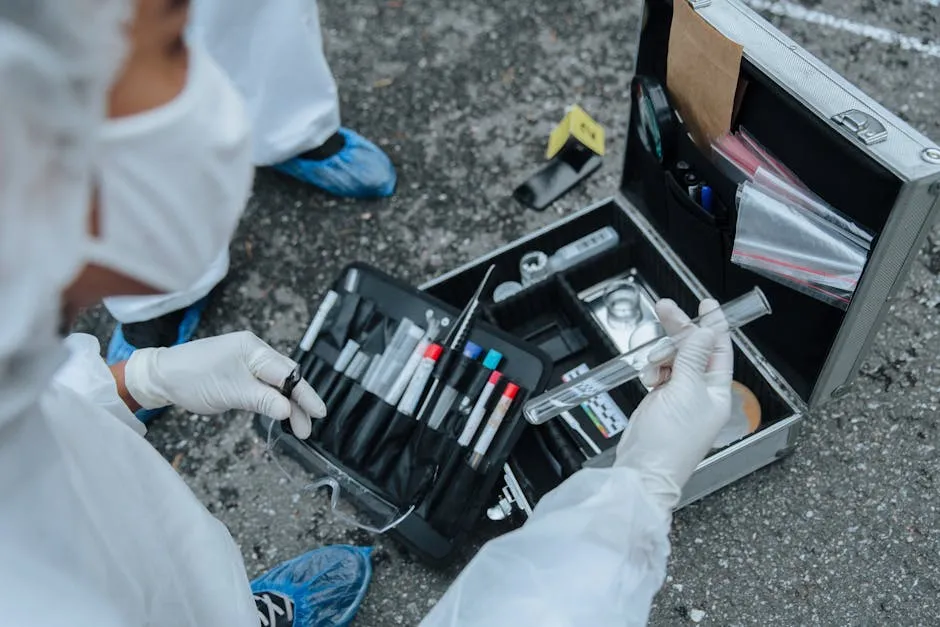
[0, 7, 259, 626]
[0, 0, 129, 423]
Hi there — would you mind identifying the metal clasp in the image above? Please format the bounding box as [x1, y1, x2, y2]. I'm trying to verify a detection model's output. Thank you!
[832, 109, 888, 146]
[486, 464, 533, 521]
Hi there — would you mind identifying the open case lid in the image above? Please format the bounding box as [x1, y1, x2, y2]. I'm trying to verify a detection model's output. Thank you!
[620, 0, 940, 409]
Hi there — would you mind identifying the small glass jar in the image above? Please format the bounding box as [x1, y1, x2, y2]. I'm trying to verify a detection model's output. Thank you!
[603, 280, 642, 329]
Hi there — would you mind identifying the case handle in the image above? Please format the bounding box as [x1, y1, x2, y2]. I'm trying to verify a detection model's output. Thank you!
[832, 109, 888, 146]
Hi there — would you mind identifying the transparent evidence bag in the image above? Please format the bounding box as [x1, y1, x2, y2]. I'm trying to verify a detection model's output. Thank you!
[258, 0, 940, 565]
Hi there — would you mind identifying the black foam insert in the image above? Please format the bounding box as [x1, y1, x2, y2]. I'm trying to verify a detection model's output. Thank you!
[620, 0, 901, 401]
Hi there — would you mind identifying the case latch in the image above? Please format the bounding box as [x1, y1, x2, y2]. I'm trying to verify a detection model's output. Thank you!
[832, 110, 888, 146]
[486, 464, 533, 521]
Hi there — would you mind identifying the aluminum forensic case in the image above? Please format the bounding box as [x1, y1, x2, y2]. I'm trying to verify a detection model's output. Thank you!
[419, 0, 940, 523]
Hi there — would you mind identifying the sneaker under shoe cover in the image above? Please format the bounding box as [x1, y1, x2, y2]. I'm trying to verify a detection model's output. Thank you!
[272, 128, 396, 198]
[251, 545, 373, 627]
[105, 296, 209, 423]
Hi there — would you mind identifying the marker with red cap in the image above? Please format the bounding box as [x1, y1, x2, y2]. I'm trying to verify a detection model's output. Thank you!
[469, 382, 520, 469]
[397, 344, 443, 417]
[457, 371, 503, 447]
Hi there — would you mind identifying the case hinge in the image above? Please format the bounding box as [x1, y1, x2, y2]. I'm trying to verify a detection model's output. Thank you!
[832, 110, 888, 146]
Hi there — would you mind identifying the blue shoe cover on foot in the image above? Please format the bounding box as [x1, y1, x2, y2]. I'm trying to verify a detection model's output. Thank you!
[273, 128, 396, 198]
[251, 545, 373, 627]
[105, 296, 210, 424]
[106, 297, 209, 366]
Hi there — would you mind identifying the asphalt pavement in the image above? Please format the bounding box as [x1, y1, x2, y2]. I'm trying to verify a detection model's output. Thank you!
[75, 0, 940, 624]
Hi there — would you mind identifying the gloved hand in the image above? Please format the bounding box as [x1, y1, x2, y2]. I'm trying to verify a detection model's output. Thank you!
[615, 298, 733, 514]
[124, 331, 325, 438]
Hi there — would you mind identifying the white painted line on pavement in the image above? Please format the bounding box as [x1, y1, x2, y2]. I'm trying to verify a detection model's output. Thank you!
[744, 0, 940, 59]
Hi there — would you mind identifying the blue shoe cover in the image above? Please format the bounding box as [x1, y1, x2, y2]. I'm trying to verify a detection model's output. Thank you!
[272, 128, 397, 198]
[106, 297, 209, 366]
[106, 296, 210, 424]
[251, 545, 373, 627]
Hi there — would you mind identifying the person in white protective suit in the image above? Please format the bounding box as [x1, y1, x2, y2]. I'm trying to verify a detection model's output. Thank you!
[0, 2, 735, 626]
[2, 3, 371, 625]
[102, 0, 398, 400]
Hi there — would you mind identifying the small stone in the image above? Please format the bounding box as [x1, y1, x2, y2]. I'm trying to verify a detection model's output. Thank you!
[690, 608, 706, 623]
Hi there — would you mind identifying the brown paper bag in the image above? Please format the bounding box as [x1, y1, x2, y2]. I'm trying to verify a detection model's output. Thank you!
[667, 0, 743, 148]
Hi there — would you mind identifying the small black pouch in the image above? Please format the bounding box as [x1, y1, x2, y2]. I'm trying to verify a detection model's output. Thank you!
[350, 299, 378, 341]
[319, 382, 371, 456]
[628, 116, 669, 233]
[306, 358, 331, 391]
[383, 423, 449, 504]
[317, 368, 344, 405]
[363, 410, 419, 481]
[342, 399, 397, 466]
[427, 462, 488, 536]
[308, 361, 342, 440]
[664, 171, 728, 291]
[300, 350, 322, 382]
[321, 369, 356, 414]
[541, 421, 584, 479]
[326, 293, 362, 347]
[418, 437, 466, 517]
[675, 129, 737, 215]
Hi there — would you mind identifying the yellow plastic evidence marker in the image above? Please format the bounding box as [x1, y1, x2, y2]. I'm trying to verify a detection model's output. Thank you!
[514, 104, 605, 211]
[546, 105, 606, 159]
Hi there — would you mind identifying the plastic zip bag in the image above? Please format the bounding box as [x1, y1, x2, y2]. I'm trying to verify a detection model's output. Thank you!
[751, 167, 873, 251]
[732, 181, 868, 309]
[711, 128, 805, 188]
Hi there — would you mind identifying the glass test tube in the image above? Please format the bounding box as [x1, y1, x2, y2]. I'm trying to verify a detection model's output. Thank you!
[523, 288, 772, 425]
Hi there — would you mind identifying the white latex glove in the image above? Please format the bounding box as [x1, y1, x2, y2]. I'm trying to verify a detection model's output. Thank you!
[615, 298, 733, 514]
[125, 331, 325, 438]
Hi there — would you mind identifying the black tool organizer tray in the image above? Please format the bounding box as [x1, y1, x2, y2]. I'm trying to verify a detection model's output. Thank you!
[259, 263, 551, 565]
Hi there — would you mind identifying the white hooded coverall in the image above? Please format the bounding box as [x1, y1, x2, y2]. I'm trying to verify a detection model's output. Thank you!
[104, 0, 341, 324]
[1, 2, 672, 625]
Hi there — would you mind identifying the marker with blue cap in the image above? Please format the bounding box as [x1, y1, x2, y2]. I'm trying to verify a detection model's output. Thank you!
[425, 341, 488, 430]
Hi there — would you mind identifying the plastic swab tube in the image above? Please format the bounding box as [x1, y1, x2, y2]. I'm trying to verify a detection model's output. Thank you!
[469, 383, 520, 469]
